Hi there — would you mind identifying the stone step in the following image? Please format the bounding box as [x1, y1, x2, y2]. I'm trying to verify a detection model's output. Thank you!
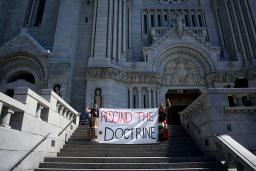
[61, 147, 200, 153]
[64, 142, 197, 148]
[39, 162, 223, 169]
[44, 156, 216, 163]
[35, 168, 226, 171]
[67, 137, 194, 143]
[58, 151, 202, 157]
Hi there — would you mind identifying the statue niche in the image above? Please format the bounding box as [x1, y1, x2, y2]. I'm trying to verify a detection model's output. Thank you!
[162, 58, 202, 86]
[94, 88, 102, 108]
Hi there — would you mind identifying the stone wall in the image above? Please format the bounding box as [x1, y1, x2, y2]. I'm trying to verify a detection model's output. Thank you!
[86, 80, 128, 108]
[70, 0, 95, 112]
[29, 0, 60, 50]
[180, 88, 256, 156]
[0, 87, 79, 171]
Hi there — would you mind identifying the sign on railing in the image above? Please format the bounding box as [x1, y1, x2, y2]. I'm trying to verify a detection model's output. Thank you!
[97, 108, 158, 144]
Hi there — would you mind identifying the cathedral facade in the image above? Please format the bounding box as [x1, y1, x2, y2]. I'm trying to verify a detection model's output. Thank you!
[0, 0, 256, 112]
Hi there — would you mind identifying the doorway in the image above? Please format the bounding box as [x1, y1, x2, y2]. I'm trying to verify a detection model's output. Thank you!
[166, 89, 201, 125]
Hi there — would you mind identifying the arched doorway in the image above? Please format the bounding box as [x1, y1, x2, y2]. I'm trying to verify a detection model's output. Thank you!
[166, 89, 201, 125]
[0, 55, 45, 94]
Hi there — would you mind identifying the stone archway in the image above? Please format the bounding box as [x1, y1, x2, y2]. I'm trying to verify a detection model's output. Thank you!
[0, 55, 45, 94]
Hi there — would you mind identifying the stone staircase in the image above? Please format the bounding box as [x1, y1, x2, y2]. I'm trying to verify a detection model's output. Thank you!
[35, 125, 226, 171]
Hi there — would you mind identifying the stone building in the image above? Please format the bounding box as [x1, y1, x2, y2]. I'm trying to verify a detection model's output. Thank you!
[0, 0, 256, 115]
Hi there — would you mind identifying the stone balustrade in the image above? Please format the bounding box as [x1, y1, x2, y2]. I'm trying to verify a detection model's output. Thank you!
[0, 87, 79, 171]
[185, 27, 209, 42]
[216, 134, 256, 171]
[150, 26, 208, 43]
[180, 88, 256, 168]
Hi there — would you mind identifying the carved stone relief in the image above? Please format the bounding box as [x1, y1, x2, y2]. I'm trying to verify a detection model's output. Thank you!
[162, 58, 204, 86]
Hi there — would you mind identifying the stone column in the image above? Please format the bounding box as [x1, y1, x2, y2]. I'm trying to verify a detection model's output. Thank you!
[56, 103, 61, 113]
[244, 1, 256, 49]
[128, 7, 132, 49]
[223, 0, 239, 58]
[36, 105, 43, 120]
[138, 87, 142, 109]
[157, 89, 160, 107]
[0, 102, 3, 115]
[118, 0, 123, 62]
[148, 88, 152, 108]
[63, 109, 68, 118]
[91, 0, 98, 57]
[235, 0, 254, 61]
[123, 0, 127, 52]
[107, 0, 114, 58]
[112, 0, 119, 62]
[59, 106, 64, 116]
[0, 107, 14, 128]
[153, 90, 156, 108]
[229, 0, 247, 61]
[129, 87, 133, 109]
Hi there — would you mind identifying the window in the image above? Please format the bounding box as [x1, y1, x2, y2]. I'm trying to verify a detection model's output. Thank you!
[24, 0, 46, 27]
[158, 14, 161, 27]
[151, 14, 154, 27]
[144, 14, 148, 33]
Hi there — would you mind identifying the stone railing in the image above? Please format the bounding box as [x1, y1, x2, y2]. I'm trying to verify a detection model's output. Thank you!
[150, 26, 208, 43]
[185, 27, 208, 42]
[150, 27, 173, 38]
[216, 134, 256, 171]
[180, 88, 256, 168]
[0, 87, 79, 171]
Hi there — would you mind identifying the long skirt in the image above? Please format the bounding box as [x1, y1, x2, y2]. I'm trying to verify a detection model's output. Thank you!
[90, 117, 99, 141]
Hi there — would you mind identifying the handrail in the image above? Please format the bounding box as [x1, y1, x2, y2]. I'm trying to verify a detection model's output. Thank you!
[58, 113, 81, 137]
[9, 132, 51, 171]
[215, 134, 256, 170]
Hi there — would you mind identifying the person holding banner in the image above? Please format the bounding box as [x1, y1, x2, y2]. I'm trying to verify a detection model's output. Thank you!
[90, 104, 99, 142]
[158, 104, 168, 141]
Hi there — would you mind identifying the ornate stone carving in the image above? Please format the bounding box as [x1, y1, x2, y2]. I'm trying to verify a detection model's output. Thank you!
[86, 67, 161, 84]
[162, 58, 204, 86]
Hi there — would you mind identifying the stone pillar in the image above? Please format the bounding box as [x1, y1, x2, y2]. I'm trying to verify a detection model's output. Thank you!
[0, 107, 14, 128]
[223, 0, 240, 59]
[123, 0, 127, 52]
[138, 87, 142, 109]
[56, 103, 61, 113]
[118, 0, 123, 62]
[63, 109, 68, 118]
[93, 0, 110, 58]
[129, 87, 133, 109]
[148, 88, 152, 108]
[235, 0, 254, 61]
[153, 90, 156, 108]
[157, 89, 160, 107]
[229, 0, 247, 61]
[107, 0, 114, 58]
[112, 0, 119, 62]
[59, 106, 64, 116]
[36, 105, 43, 120]
[0, 102, 3, 115]
[91, 0, 98, 57]
[243, 1, 256, 49]
[128, 7, 132, 49]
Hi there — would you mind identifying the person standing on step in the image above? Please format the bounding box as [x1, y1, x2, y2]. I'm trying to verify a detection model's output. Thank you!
[158, 104, 168, 141]
[90, 104, 99, 142]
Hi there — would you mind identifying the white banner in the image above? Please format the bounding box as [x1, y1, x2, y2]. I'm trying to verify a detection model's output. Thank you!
[97, 108, 159, 144]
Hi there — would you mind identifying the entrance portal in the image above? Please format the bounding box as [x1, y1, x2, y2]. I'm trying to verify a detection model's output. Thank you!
[166, 89, 201, 125]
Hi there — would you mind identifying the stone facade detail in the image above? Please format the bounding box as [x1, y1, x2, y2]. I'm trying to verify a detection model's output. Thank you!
[0, 0, 255, 111]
